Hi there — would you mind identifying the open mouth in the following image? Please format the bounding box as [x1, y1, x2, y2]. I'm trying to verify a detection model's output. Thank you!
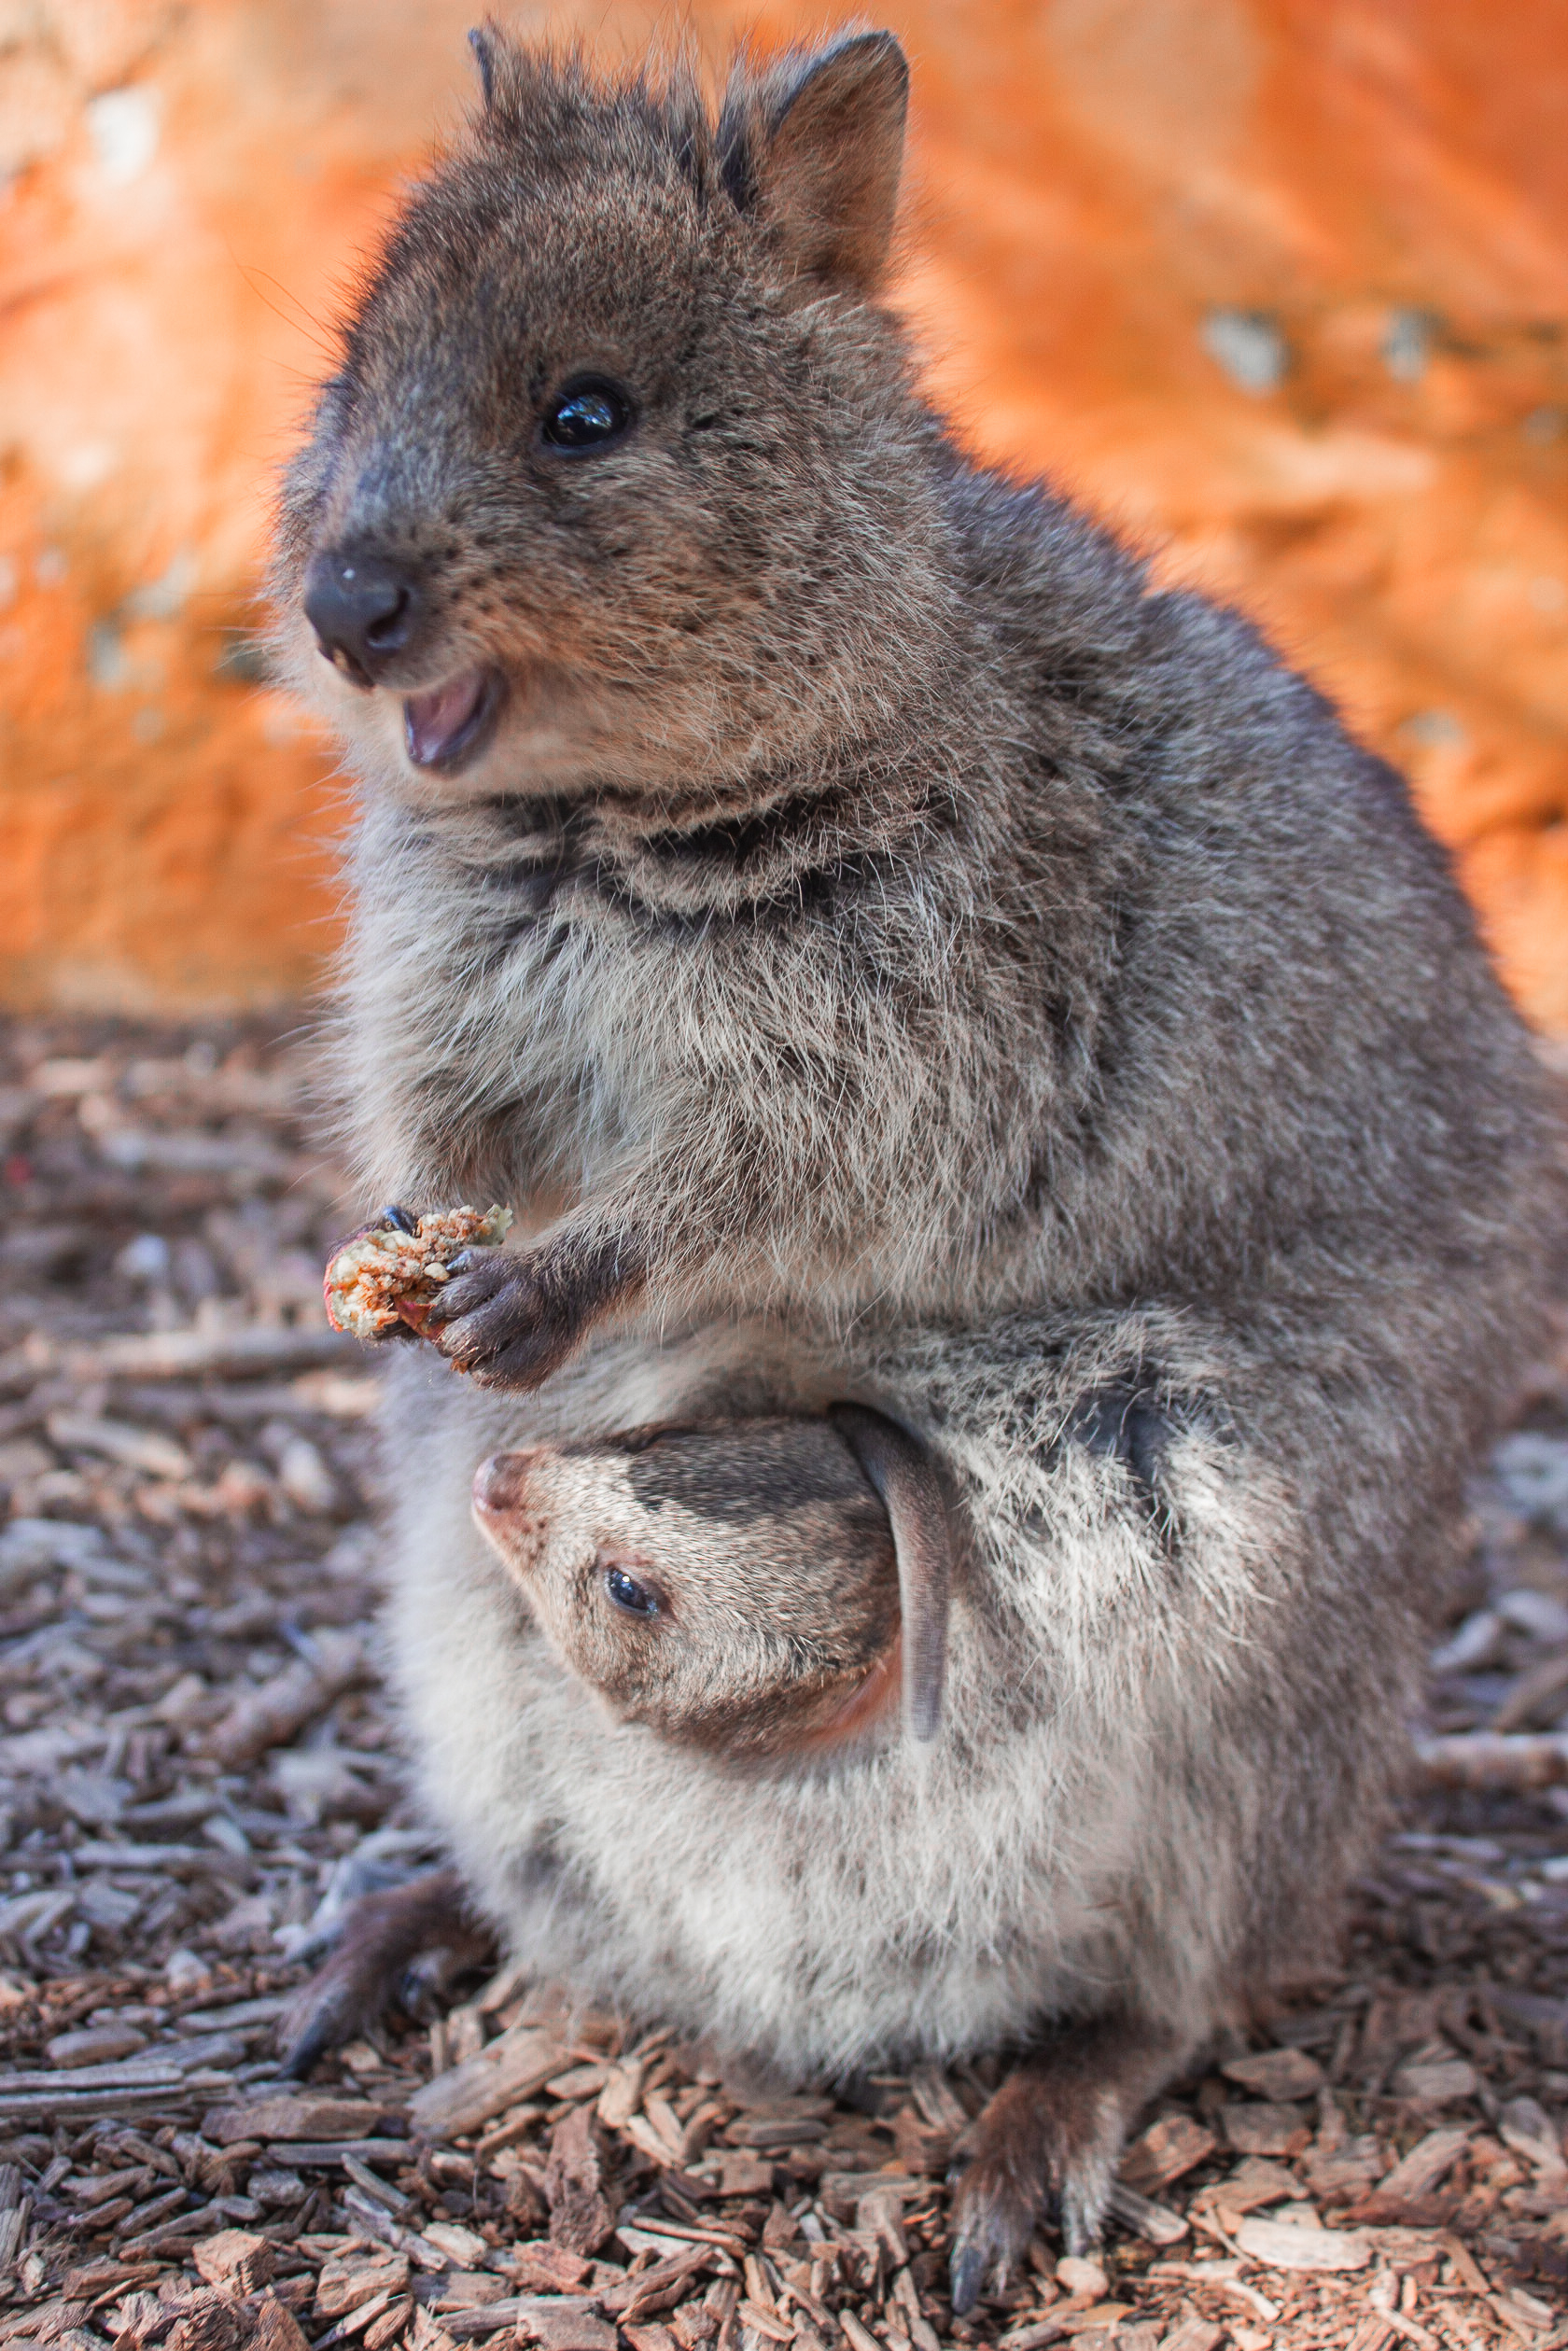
[403, 668, 503, 771]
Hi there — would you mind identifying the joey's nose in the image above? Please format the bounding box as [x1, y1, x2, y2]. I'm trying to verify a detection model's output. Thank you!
[472, 1450, 537, 1517]
[303, 548, 425, 686]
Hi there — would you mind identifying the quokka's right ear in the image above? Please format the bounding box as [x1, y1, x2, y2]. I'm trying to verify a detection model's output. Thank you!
[720, 31, 909, 298]
[830, 1403, 951, 1743]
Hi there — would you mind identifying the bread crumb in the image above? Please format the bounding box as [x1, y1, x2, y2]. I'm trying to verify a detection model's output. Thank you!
[324, 1205, 512, 1339]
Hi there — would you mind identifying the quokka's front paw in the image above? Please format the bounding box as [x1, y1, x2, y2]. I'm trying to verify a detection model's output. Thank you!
[423, 1250, 581, 1389]
[425, 1231, 643, 1391]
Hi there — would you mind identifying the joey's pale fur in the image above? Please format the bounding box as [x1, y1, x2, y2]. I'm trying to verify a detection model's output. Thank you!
[273, 21, 1561, 2288]
[380, 1320, 1282, 2078]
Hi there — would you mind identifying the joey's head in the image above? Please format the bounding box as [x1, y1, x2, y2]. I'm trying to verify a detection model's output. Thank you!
[275, 25, 951, 814]
[470, 1416, 926, 1761]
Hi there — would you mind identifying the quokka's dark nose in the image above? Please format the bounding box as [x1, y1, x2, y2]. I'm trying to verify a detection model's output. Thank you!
[303, 547, 426, 687]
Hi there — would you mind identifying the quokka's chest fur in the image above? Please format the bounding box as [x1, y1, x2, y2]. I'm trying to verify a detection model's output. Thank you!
[343, 774, 1110, 1294]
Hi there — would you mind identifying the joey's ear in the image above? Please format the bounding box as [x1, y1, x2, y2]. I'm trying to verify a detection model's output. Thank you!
[830, 1404, 951, 1742]
[723, 32, 909, 296]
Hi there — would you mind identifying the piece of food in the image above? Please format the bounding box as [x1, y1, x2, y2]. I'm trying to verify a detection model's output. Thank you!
[324, 1205, 513, 1340]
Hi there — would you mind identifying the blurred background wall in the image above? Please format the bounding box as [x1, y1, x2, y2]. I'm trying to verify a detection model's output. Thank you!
[3, 0, 1567, 1028]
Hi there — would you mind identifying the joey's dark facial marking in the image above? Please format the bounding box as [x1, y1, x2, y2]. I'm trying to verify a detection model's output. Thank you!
[469, 1414, 949, 1759]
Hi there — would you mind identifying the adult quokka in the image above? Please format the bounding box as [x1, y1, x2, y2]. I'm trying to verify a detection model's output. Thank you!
[273, 21, 1560, 2308]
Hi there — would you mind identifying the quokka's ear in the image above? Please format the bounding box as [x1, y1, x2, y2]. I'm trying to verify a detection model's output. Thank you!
[830, 1403, 951, 1743]
[468, 21, 501, 109]
[721, 31, 909, 297]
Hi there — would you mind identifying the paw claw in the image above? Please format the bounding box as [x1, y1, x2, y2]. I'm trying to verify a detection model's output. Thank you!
[274, 1966, 369, 2079]
[946, 2149, 1036, 2314]
[1058, 2153, 1113, 2258]
[948, 2238, 988, 2319]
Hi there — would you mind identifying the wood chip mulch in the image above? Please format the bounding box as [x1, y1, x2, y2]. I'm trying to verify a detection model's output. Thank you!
[0, 1015, 1562, 2351]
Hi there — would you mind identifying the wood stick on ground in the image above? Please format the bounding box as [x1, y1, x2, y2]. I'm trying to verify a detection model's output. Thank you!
[1415, 1733, 1568, 1789]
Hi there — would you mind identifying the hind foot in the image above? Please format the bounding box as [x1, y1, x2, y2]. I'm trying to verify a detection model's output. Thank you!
[946, 2011, 1179, 2314]
[276, 1866, 492, 2076]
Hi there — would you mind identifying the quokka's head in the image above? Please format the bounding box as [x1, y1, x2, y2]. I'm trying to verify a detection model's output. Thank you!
[274, 24, 952, 814]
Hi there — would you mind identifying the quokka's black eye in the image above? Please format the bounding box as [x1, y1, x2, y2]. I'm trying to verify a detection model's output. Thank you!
[604, 1565, 659, 1616]
[541, 377, 633, 452]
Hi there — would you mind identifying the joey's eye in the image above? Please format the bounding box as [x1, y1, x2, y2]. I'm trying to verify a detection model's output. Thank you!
[604, 1565, 659, 1617]
[541, 378, 633, 452]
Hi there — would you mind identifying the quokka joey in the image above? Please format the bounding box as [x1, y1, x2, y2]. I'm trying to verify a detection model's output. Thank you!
[273, 20, 1561, 2308]
[469, 1405, 951, 1758]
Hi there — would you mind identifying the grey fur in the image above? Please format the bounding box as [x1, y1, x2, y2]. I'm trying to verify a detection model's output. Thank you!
[273, 24, 1561, 2288]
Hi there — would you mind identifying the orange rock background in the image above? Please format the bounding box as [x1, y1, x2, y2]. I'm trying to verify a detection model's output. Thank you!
[4, 1, 1567, 1025]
